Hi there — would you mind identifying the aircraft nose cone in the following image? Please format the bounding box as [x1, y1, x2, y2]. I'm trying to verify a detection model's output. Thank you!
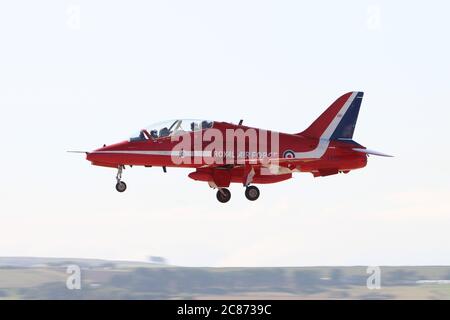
[86, 150, 105, 164]
[85, 152, 95, 162]
[86, 141, 129, 167]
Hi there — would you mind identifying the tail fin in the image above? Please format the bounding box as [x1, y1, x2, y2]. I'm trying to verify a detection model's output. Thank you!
[298, 91, 364, 140]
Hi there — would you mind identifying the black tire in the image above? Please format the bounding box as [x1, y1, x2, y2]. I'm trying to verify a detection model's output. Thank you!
[245, 186, 260, 201]
[216, 188, 231, 203]
[115, 181, 127, 192]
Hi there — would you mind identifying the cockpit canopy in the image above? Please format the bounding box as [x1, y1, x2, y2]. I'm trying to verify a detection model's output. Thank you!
[130, 119, 214, 141]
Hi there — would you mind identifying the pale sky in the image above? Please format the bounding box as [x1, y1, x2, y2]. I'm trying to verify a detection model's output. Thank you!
[0, 0, 449, 266]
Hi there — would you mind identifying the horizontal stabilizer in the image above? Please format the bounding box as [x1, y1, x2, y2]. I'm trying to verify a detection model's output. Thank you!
[353, 148, 393, 157]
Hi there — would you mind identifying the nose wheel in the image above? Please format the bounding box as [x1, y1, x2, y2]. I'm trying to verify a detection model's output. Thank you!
[216, 188, 231, 203]
[245, 186, 260, 201]
[115, 165, 127, 193]
[115, 181, 127, 192]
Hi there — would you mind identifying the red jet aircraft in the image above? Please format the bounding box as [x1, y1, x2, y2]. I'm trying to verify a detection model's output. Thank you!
[75, 91, 391, 203]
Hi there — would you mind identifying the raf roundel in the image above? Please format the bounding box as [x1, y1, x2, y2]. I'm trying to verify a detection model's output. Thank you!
[283, 150, 296, 159]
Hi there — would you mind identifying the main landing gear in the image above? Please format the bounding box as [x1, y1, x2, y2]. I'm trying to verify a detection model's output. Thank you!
[245, 185, 260, 201]
[115, 165, 127, 193]
[216, 188, 231, 203]
[215, 186, 260, 203]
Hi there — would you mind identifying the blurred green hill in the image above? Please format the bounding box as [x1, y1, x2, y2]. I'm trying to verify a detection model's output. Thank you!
[0, 257, 449, 299]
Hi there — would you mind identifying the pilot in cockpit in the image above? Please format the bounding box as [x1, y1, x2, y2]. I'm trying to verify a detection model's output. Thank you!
[159, 127, 170, 137]
[201, 120, 212, 129]
[190, 121, 199, 131]
[150, 129, 158, 139]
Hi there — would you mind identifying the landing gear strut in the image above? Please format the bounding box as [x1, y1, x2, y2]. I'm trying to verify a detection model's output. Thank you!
[216, 188, 231, 203]
[245, 185, 260, 201]
[115, 165, 127, 192]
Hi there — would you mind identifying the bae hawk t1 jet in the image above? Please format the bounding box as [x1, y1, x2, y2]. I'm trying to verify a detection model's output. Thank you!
[72, 92, 391, 203]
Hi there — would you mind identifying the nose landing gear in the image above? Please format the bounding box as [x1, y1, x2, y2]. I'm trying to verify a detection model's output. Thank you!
[116, 181, 127, 192]
[115, 165, 127, 193]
